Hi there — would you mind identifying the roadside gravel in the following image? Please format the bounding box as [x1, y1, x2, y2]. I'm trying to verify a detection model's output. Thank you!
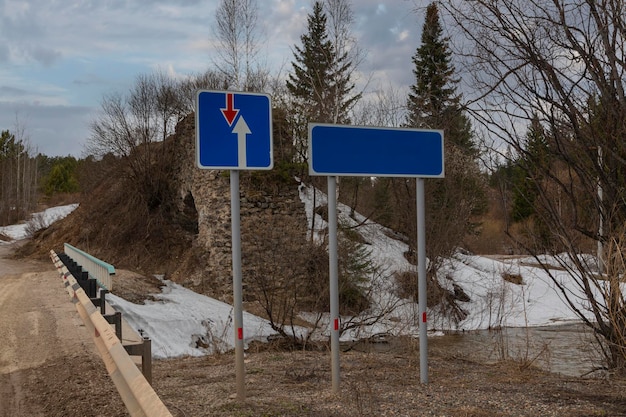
[148, 345, 626, 417]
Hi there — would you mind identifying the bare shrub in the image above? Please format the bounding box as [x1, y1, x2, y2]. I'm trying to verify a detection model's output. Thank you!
[243, 194, 402, 348]
[394, 270, 417, 300]
[394, 270, 469, 327]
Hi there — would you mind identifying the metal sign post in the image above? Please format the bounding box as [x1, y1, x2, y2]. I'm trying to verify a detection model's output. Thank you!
[416, 178, 428, 383]
[308, 123, 444, 388]
[230, 169, 245, 399]
[196, 90, 273, 400]
[327, 175, 340, 392]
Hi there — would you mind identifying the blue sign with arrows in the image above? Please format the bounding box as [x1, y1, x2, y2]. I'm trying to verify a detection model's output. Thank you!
[308, 123, 444, 177]
[196, 90, 273, 170]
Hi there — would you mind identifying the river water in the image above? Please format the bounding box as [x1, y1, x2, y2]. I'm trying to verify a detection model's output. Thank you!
[431, 324, 604, 377]
[347, 323, 604, 377]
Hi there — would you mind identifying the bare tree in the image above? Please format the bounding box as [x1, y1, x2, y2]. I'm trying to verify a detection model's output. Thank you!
[178, 70, 229, 114]
[212, 0, 268, 91]
[439, 0, 626, 371]
[88, 92, 134, 158]
[323, 0, 366, 124]
[87, 71, 186, 210]
[0, 114, 38, 226]
[13, 116, 37, 222]
[152, 69, 185, 142]
[88, 70, 186, 158]
[352, 85, 408, 128]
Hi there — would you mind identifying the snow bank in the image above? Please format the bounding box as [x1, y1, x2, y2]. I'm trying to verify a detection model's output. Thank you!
[0, 204, 78, 243]
[297, 183, 591, 336]
[107, 278, 278, 359]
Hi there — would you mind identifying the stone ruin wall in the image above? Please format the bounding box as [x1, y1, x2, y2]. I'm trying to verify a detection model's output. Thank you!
[167, 115, 308, 303]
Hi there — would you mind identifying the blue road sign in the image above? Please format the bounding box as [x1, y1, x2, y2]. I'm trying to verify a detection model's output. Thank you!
[196, 90, 273, 170]
[308, 123, 444, 177]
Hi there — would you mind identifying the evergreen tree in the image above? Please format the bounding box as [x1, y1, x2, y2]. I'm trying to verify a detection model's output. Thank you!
[287, 2, 335, 124]
[395, 2, 487, 275]
[511, 114, 549, 222]
[286, 1, 360, 159]
[406, 2, 476, 157]
[43, 157, 80, 196]
[0, 130, 23, 160]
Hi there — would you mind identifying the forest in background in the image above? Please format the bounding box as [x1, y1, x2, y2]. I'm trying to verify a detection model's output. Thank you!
[0, 128, 79, 226]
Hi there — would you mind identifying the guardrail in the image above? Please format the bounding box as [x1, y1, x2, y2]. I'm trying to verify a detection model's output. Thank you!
[56, 252, 98, 298]
[64, 243, 115, 291]
[50, 250, 173, 417]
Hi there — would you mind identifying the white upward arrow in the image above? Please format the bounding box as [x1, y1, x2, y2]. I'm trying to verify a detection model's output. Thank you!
[232, 116, 251, 168]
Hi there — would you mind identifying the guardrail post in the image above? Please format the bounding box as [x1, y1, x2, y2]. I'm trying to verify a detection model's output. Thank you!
[142, 337, 152, 385]
[90, 290, 108, 315]
[123, 337, 153, 385]
[104, 311, 122, 340]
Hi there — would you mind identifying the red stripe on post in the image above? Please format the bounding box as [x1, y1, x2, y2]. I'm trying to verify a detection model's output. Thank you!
[238, 327, 243, 340]
[422, 312, 427, 323]
[334, 318, 339, 331]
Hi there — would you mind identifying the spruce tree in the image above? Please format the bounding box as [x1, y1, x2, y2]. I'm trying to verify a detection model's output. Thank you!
[395, 3, 487, 278]
[406, 2, 476, 157]
[287, 2, 336, 124]
[511, 114, 549, 222]
[286, 1, 360, 159]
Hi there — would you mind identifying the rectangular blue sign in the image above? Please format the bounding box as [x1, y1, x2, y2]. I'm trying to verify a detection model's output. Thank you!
[308, 124, 444, 177]
[196, 90, 273, 170]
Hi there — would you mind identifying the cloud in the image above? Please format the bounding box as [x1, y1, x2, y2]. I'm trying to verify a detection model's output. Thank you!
[0, 42, 9, 62]
[0, 0, 63, 66]
[0, 85, 29, 97]
[0, 101, 94, 157]
[26, 44, 63, 67]
[352, 1, 420, 89]
[72, 73, 108, 86]
[1, 0, 215, 67]
[0, 0, 426, 158]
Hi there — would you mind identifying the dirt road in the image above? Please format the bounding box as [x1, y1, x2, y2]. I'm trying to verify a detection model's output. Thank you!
[0, 243, 124, 417]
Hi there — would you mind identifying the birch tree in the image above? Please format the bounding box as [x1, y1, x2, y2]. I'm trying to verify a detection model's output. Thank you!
[0, 127, 37, 226]
[212, 0, 268, 91]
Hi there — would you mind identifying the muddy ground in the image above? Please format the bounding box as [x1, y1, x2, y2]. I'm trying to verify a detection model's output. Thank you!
[1, 242, 625, 417]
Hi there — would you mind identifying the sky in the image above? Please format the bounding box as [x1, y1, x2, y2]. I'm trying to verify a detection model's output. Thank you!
[0, 0, 426, 158]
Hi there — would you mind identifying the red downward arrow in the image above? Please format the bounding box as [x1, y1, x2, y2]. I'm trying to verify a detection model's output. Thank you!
[221, 93, 239, 126]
